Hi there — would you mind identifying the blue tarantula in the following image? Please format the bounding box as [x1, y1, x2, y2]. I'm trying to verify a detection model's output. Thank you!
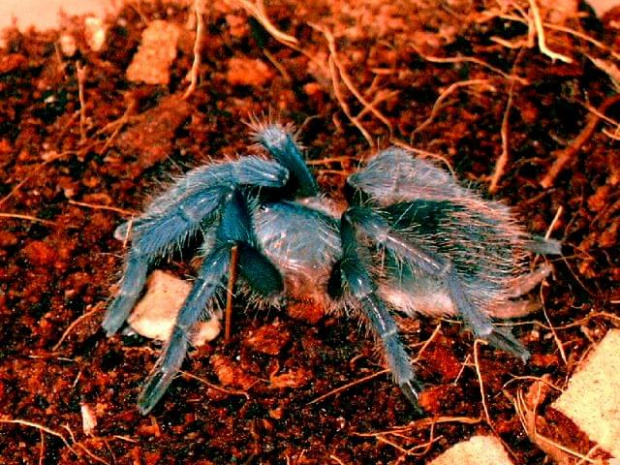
[102, 123, 561, 414]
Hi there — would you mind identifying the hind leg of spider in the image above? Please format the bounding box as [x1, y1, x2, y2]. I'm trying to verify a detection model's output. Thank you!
[339, 214, 423, 411]
[343, 206, 530, 361]
[102, 157, 288, 336]
[137, 190, 284, 414]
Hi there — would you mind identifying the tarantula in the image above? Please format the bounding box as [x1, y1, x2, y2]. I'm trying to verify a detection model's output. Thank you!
[102, 123, 560, 414]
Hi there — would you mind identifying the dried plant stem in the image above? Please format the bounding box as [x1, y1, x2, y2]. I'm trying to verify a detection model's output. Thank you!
[53, 305, 103, 351]
[412, 79, 494, 139]
[527, 0, 572, 63]
[309, 369, 390, 404]
[541, 94, 620, 188]
[489, 76, 516, 193]
[184, 0, 206, 99]
[225, 245, 240, 342]
[68, 200, 136, 216]
[0, 212, 55, 225]
[76, 62, 88, 143]
[0, 418, 78, 457]
[233, 0, 298, 46]
[409, 43, 528, 85]
[473, 339, 493, 428]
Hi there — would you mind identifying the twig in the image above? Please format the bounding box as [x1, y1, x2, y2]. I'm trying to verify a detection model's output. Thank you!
[489, 69, 517, 193]
[68, 200, 137, 216]
[327, 55, 374, 148]
[184, 0, 206, 99]
[540, 287, 567, 363]
[53, 305, 103, 351]
[541, 94, 620, 188]
[322, 28, 394, 137]
[76, 62, 88, 143]
[408, 43, 528, 85]
[0, 212, 56, 225]
[225, 245, 240, 342]
[352, 415, 482, 438]
[473, 339, 493, 428]
[411, 79, 494, 139]
[233, 0, 298, 46]
[179, 370, 250, 398]
[544, 206, 563, 240]
[309, 369, 390, 404]
[0, 418, 78, 457]
[38, 430, 45, 465]
[411, 323, 441, 363]
[329, 455, 348, 465]
[527, 0, 572, 63]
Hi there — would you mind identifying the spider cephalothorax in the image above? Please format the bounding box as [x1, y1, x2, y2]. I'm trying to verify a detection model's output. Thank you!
[102, 123, 560, 414]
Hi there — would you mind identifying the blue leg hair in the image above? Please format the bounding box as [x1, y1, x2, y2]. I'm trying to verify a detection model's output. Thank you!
[103, 158, 289, 336]
[137, 245, 231, 414]
[340, 215, 422, 408]
[102, 250, 149, 337]
[137, 189, 284, 414]
[343, 207, 530, 360]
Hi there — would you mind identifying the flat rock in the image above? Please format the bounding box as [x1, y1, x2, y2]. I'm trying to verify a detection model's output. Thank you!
[429, 435, 514, 465]
[552, 329, 620, 458]
[128, 270, 220, 346]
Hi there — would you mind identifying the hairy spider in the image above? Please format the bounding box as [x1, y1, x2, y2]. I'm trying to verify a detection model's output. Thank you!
[102, 123, 560, 414]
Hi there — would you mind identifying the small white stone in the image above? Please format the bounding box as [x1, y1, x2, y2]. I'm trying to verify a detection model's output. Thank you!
[84, 16, 107, 52]
[59, 33, 77, 57]
[128, 270, 220, 346]
[552, 329, 620, 458]
[80, 403, 97, 436]
[430, 436, 514, 465]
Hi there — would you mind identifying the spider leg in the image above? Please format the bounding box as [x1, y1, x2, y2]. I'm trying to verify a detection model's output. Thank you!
[339, 214, 423, 409]
[138, 190, 284, 414]
[102, 158, 288, 335]
[252, 123, 318, 198]
[343, 207, 530, 361]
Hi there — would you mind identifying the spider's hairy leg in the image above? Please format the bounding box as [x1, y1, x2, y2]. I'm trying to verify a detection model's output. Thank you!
[251, 123, 318, 198]
[138, 244, 230, 414]
[339, 214, 423, 410]
[102, 158, 288, 336]
[138, 190, 284, 414]
[344, 207, 530, 361]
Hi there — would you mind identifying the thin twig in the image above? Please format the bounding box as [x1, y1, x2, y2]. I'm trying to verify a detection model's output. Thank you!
[541, 94, 620, 188]
[473, 339, 493, 428]
[233, 0, 298, 46]
[68, 200, 137, 216]
[184, 0, 206, 99]
[527, 0, 572, 63]
[76, 62, 88, 143]
[179, 370, 250, 398]
[225, 245, 240, 342]
[309, 369, 390, 404]
[0, 418, 78, 457]
[489, 70, 517, 193]
[0, 212, 56, 225]
[409, 43, 528, 85]
[53, 305, 103, 351]
[411, 79, 494, 139]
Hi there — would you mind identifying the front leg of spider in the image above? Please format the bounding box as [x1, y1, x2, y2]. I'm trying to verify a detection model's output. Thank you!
[138, 189, 284, 414]
[102, 157, 288, 336]
[339, 212, 423, 409]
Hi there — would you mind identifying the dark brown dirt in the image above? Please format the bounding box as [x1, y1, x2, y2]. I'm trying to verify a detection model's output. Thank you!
[0, 1, 618, 464]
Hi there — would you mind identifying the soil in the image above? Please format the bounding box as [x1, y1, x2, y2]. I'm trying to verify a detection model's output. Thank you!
[0, 1, 618, 464]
